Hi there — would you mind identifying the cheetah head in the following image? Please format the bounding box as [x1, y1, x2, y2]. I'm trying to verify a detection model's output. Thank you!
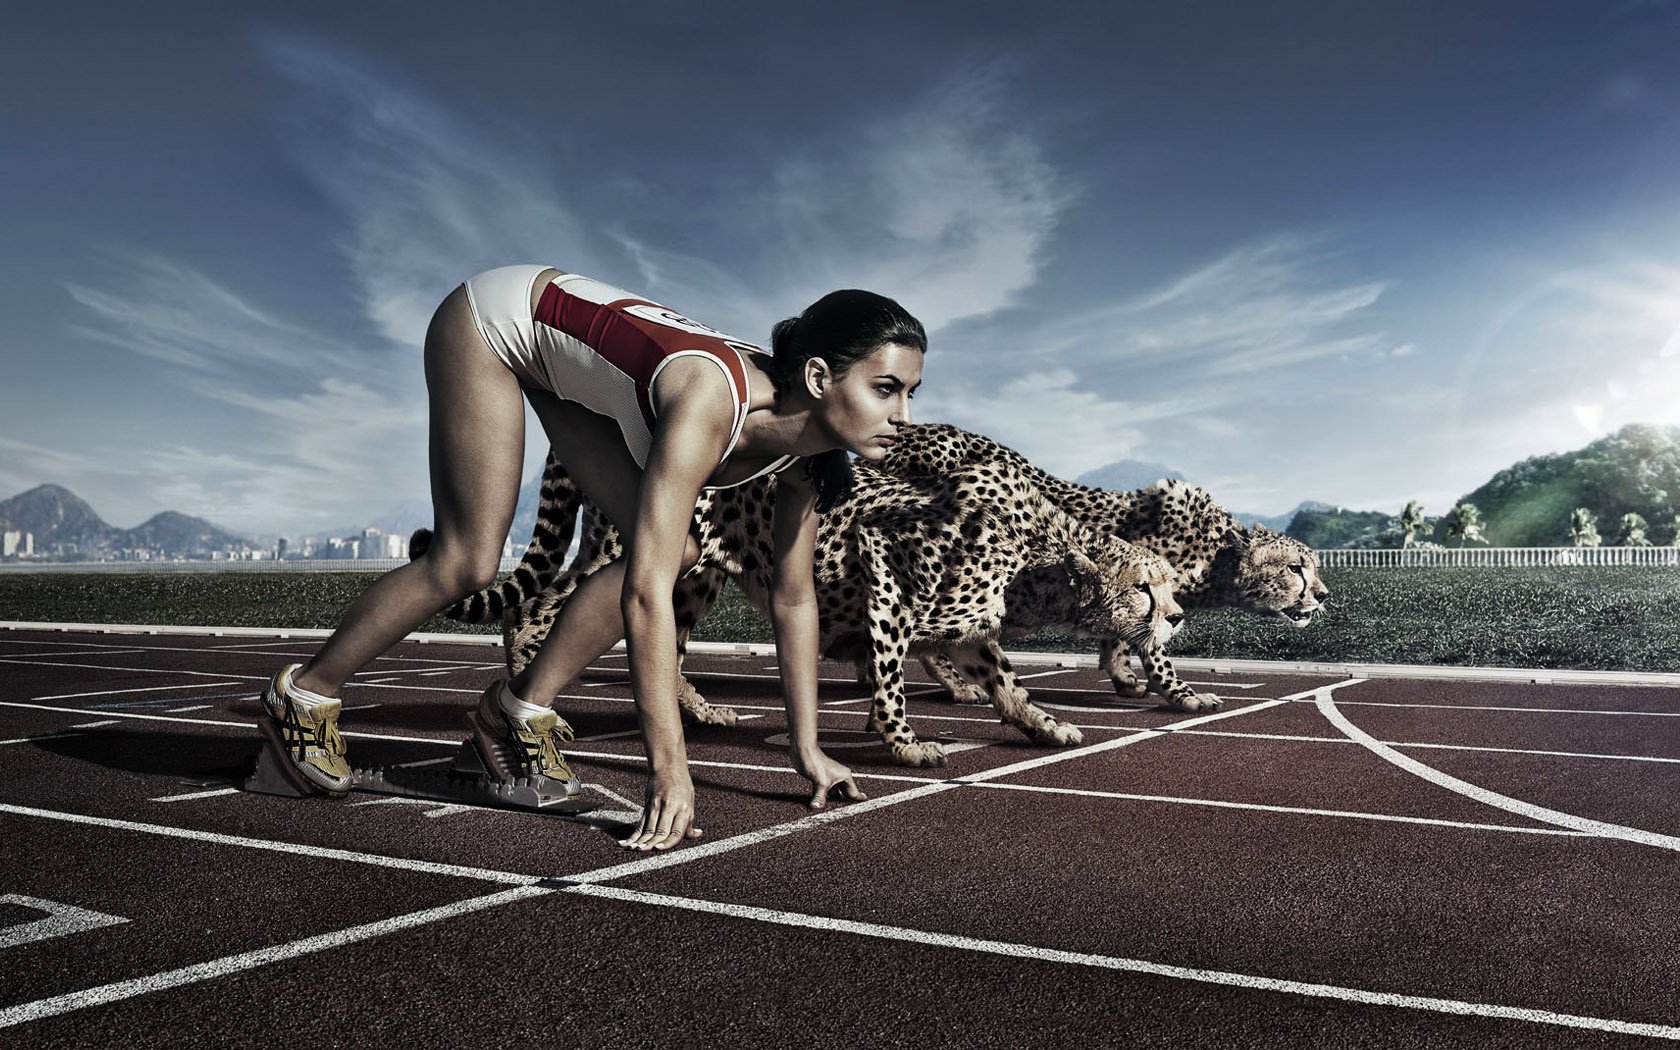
[1066, 536, 1185, 649]
[1233, 526, 1329, 627]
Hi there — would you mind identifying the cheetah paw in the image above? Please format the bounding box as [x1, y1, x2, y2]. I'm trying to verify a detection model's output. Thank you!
[1032, 721, 1084, 747]
[1164, 692, 1222, 713]
[946, 683, 989, 705]
[1110, 676, 1150, 699]
[890, 740, 949, 767]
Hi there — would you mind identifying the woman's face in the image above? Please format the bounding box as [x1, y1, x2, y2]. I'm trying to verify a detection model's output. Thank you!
[816, 342, 924, 461]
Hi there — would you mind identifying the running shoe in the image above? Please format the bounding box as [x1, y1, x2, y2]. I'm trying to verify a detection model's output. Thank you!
[258, 663, 352, 797]
[468, 681, 582, 798]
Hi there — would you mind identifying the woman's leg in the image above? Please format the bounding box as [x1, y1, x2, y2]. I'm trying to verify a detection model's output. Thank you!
[293, 285, 526, 697]
[508, 390, 694, 706]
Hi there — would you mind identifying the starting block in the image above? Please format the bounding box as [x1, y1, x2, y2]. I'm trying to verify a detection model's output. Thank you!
[240, 729, 597, 816]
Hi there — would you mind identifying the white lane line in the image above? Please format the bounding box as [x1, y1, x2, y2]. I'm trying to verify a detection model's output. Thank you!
[587, 784, 643, 812]
[0, 732, 81, 747]
[1334, 700, 1680, 718]
[165, 705, 212, 713]
[1316, 687, 1680, 852]
[1180, 680, 1268, 690]
[574, 728, 643, 743]
[0, 885, 552, 1030]
[565, 883, 1680, 1043]
[37, 682, 243, 701]
[0, 637, 496, 667]
[70, 721, 120, 729]
[0, 701, 252, 730]
[0, 802, 537, 885]
[150, 788, 241, 803]
[341, 703, 382, 711]
[966, 782, 1588, 838]
[0, 657, 266, 681]
[821, 687, 949, 708]
[1016, 668, 1076, 680]
[1394, 741, 1680, 765]
[0, 895, 131, 949]
[0, 648, 150, 659]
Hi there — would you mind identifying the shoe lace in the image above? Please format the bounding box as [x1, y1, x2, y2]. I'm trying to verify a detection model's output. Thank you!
[316, 715, 345, 757]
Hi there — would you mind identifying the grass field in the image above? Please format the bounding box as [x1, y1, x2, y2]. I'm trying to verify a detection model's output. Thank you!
[3, 566, 1678, 672]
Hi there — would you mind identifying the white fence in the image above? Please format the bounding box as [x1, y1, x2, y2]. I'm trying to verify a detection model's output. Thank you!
[1316, 546, 1680, 568]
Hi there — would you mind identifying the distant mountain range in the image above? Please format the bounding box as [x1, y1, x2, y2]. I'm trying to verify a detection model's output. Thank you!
[10, 423, 1679, 559]
[0, 485, 248, 558]
[1073, 458, 1322, 532]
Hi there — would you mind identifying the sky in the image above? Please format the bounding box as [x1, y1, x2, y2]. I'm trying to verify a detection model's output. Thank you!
[5, 0, 1680, 537]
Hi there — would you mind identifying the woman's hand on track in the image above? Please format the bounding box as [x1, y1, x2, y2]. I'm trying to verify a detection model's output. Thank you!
[622, 768, 703, 850]
[795, 750, 867, 810]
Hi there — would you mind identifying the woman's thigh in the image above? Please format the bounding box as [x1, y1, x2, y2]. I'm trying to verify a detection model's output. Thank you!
[522, 389, 645, 538]
[423, 285, 526, 557]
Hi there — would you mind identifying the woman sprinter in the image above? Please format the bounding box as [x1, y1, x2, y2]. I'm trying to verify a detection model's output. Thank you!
[257, 265, 926, 850]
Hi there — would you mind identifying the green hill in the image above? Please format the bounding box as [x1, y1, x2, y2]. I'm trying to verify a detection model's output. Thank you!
[1443, 423, 1680, 547]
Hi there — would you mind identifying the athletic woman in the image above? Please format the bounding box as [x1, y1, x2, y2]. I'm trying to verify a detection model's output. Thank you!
[257, 265, 926, 851]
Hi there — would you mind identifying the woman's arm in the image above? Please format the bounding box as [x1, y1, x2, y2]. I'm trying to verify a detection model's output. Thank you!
[771, 471, 866, 808]
[620, 364, 735, 850]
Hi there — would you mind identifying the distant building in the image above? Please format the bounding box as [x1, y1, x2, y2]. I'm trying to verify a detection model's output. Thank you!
[3, 531, 32, 558]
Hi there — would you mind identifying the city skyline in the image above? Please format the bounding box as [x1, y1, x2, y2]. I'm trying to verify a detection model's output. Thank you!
[5, 3, 1680, 534]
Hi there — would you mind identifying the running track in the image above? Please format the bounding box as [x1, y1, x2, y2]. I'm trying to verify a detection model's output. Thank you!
[1, 624, 1678, 1048]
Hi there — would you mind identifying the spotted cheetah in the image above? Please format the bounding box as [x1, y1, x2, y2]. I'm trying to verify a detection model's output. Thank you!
[880, 423, 1329, 710]
[415, 455, 1184, 766]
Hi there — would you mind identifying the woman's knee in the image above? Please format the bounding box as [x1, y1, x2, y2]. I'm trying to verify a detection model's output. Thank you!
[418, 541, 503, 597]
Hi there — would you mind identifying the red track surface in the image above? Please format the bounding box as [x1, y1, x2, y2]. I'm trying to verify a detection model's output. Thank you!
[2, 626, 1677, 1048]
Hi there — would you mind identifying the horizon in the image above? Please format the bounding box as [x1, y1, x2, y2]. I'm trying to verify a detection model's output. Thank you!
[6, 3, 1680, 532]
[9, 417, 1676, 541]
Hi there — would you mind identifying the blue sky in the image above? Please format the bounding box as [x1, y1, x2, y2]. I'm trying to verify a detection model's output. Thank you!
[5, 1, 1680, 536]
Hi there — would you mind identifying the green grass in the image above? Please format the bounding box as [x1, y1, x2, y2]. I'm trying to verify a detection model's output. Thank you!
[3, 566, 1678, 672]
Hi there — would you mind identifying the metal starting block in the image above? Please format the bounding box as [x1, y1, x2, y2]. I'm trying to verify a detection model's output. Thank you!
[240, 734, 597, 816]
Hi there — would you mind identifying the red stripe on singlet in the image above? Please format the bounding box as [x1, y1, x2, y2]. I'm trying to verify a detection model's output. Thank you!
[534, 283, 751, 430]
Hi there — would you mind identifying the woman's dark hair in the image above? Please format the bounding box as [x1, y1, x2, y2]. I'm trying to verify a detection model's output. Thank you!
[767, 289, 927, 513]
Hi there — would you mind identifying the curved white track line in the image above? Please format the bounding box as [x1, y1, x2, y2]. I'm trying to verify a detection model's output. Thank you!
[1315, 684, 1680, 853]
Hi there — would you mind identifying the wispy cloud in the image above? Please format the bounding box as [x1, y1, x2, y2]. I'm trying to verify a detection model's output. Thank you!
[765, 61, 1072, 334]
[1046, 236, 1393, 375]
[917, 234, 1397, 479]
[63, 253, 358, 379]
[259, 34, 598, 349]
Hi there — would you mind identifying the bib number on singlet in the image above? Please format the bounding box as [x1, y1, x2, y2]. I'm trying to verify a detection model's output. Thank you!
[623, 303, 759, 349]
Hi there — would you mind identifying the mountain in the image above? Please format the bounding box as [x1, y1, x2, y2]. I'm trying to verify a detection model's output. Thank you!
[0, 484, 122, 553]
[0, 484, 118, 549]
[122, 511, 247, 556]
[0, 484, 251, 559]
[1074, 459, 1185, 492]
[1286, 505, 1400, 548]
[1443, 423, 1680, 547]
[1247, 500, 1334, 533]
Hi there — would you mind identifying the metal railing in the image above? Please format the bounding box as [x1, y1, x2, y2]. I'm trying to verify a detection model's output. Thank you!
[1316, 546, 1680, 568]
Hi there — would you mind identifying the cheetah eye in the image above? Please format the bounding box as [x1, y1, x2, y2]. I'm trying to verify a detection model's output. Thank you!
[1290, 564, 1306, 575]
[1134, 583, 1151, 593]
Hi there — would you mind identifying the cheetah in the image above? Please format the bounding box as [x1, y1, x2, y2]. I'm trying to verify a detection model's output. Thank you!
[416, 454, 1184, 766]
[879, 423, 1330, 711]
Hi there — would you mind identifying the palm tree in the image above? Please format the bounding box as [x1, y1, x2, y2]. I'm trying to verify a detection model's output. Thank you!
[1445, 502, 1488, 547]
[1569, 507, 1601, 548]
[1616, 512, 1651, 547]
[1399, 500, 1426, 548]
